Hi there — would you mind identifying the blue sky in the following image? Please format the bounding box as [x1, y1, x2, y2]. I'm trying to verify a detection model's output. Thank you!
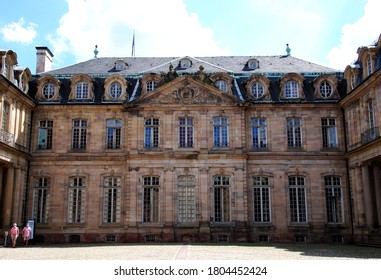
[0, 0, 379, 73]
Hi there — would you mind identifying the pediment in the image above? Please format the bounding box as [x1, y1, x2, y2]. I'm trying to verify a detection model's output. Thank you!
[131, 76, 242, 106]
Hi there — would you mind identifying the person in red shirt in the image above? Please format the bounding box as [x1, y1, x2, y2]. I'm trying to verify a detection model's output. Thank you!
[10, 223, 19, 248]
[22, 224, 32, 247]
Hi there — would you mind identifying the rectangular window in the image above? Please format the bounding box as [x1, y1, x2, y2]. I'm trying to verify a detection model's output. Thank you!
[213, 117, 229, 147]
[325, 176, 344, 224]
[142, 176, 159, 223]
[321, 118, 338, 148]
[251, 118, 267, 148]
[38, 120, 53, 149]
[75, 82, 89, 99]
[287, 118, 302, 148]
[253, 176, 271, 223]
[68, 177, 86, 223]
[289, 176, 307, 223]
[213, 176, 230, 222]
[1, 102, 9, 132]
[179, 117, 194, 148]
[144, 118, 159, 148]
[32, 177, 50, 223]
[103, 177, 121, 223]
[368, 99, 375, 130]
[178, 175, 196, 223]
[285, 81, 299, 98]
[106, 119, 121, 149]
[72, 119, 87, 150]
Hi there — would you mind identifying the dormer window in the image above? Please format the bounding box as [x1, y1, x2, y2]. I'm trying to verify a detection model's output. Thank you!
[179, 58, 192, 69]
[109, 82, 122, 99]
[351, 73, 356, 90]
[43, 83, 55, 99]
[114, 59, 128, 71]
[285, 80, 299, 98]
[146, 81, 158, 93]
[75, 82, 89, 99]
[251, 82, 264, 98]
[215, 80, 228, 92]
[247, 59, 259, 70]
[319, 81, 333, 98]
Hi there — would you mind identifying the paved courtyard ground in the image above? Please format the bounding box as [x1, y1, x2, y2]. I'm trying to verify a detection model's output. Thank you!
[1, 243, 381, 260]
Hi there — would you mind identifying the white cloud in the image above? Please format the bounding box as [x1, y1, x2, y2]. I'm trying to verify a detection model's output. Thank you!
[0, 18, 37, 44]
[327, 0, 381, 70]
[48, 0, 230, 65]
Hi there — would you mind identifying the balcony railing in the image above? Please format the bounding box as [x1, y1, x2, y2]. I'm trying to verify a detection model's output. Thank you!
[361, 127, 379, 145]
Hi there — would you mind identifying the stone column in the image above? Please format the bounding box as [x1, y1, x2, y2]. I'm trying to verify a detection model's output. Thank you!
[362, 164, 374, 226]
[372, 165, 381, 226]
[2, 166, 15, 227]
[11, 167, 23, 224]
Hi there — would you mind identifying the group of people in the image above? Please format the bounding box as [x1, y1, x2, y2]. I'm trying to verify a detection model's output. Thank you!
[9, 223, 32, 248]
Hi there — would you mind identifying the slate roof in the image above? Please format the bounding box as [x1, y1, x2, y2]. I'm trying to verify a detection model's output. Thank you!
[43, 55, 340, 78]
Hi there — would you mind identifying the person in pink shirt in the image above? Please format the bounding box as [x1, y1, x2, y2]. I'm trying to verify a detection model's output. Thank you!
[22, 223, 32, 247]
[10, 223, 19, 248]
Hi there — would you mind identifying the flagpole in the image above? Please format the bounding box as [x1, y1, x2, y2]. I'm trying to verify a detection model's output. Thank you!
[131, 30, 135, 57]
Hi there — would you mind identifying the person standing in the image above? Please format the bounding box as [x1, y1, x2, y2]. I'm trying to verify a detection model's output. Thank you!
[22, 223, 32, 247]
[10, 223, 19, 248]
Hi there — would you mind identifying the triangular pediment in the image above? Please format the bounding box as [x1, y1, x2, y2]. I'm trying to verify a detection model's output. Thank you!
[131, 75, 242, 106]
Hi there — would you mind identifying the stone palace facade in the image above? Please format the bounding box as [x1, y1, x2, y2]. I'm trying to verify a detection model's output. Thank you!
[1, 35, 381, 244]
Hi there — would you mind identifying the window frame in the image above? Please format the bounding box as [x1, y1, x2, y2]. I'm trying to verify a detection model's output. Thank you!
[321, 118, 338, 149]
[38, 120, 53, 150]
[213, 176, 230, 223]
[177, 175, 196, 223]
[142, 176, 160, 223]
[144, 118, 160, 149]
[213, 117, 229, 148]
[253, 176, 271, 223]
[286, 118, 302, 148]
[75, 82, 89, 99]
[324, 176, 344, 224]
[67, 176, 86, 224]
[72, 119, 88, 150]
[106, 119, 122, 149]
[251, 118, 267, 149]
[288, 176, 307, 223]
[33, 177, 50, 224]
[178, 117, 194, 148]
[102, 177, 122, 224]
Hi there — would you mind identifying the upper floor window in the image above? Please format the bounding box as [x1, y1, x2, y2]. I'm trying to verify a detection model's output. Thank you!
[247, 58, 259, 70]
[142, 176, 160, 223]
[38, 120, 53, 149]
[179, 117, 194, 148]
[319, 81, 333, 98]
[68, 176, 86, 223]
[42, 83, 55, 100]
[106, 119, 121, 149]
[178, 175, 196, 223]
[285, 80, 299, 98]
[287, 118, 302, 148]
[103, 177, 121, 224]
[109, 82, 122, 99]
[179, 58, 192, 69]
[368, 99, 375, 130]
[1, 101, 10, 132]
[146, 81, 158, 93]
[144, 118, 159, 148]
[213, 176, 230, 222]
[215, 80, 228, 93]
[251, 118, 267, 148]
[213, 117, 229, 148]
[288, 176, 307, 223]
[75, 82, 89, 99]
[324, 176, 344, 224]
[33, 177, 51, 224]
[72, 119, 87, 150]
[321, 118, 338, 148]
[251, 82, 264, 99]
[253, 176, 271, 223]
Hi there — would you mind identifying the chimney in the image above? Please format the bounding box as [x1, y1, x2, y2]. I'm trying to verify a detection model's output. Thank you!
[36, 46, 54, 74]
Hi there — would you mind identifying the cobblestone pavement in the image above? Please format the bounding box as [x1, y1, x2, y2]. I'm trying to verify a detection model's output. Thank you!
[1, 243, 381, 260]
